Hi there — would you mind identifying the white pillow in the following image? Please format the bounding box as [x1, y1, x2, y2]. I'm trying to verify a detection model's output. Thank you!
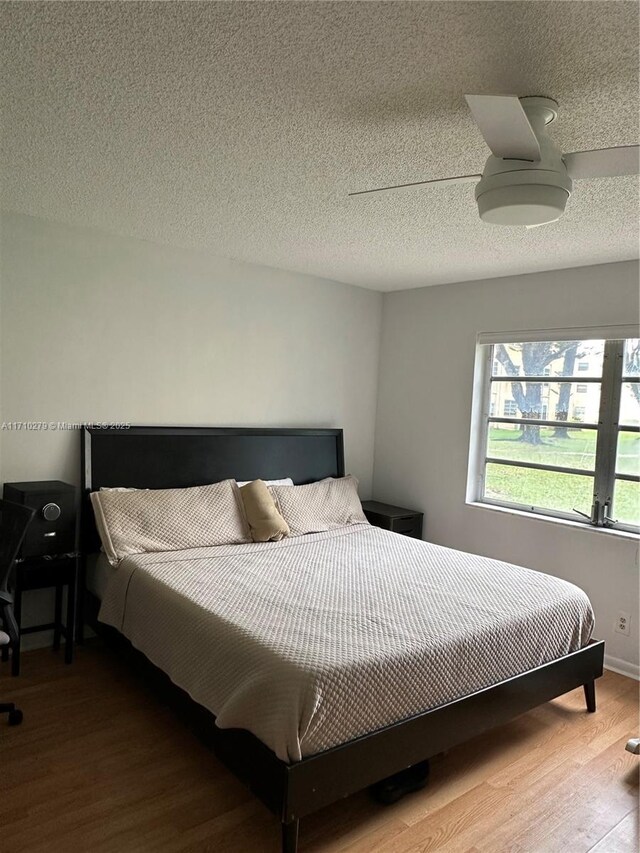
[270, 476, 369, 537]
[91, 480, 250, 565]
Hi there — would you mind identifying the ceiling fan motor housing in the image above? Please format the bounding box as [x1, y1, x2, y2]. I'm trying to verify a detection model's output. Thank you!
[475, 166, 572, 226]
[475, 96, 573, 226]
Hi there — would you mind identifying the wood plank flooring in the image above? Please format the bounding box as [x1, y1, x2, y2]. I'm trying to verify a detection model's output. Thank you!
[1, 642, 637, 852]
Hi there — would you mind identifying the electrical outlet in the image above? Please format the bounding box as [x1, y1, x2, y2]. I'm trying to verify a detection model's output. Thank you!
[615, 611, 631, 637]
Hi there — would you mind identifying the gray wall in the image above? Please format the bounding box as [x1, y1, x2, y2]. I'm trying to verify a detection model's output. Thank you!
[373, 260, 640, 675]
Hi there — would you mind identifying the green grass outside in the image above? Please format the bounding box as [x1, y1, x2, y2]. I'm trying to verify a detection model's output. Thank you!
[486, 427, 639, 525]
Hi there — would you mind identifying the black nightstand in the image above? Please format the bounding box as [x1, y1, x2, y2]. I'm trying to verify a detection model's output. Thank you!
[8, 554, 78, 675]
[361, 501, 424, 539]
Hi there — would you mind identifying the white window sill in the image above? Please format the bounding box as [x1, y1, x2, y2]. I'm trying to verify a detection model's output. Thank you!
[467, 500, 639, 542]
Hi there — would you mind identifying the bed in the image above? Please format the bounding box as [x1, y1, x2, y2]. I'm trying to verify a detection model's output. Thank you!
[80, 426, 604, 853]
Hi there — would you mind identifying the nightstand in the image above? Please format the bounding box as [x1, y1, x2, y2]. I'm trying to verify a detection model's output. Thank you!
[361, 501, 424, 539]
[9, 554, 78, 675]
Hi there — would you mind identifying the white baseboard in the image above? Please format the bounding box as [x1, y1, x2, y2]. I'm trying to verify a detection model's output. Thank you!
[604, 654, 640, 681]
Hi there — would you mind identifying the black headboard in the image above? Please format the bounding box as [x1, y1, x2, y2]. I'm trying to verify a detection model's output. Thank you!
[81, 426, 344, 551]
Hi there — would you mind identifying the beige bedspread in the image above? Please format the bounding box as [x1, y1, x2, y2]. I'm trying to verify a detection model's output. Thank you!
[99, 525, 594, 762]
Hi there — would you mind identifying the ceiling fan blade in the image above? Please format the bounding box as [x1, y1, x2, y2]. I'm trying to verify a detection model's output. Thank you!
[563, 145, 639, 179]
[348, 174, 481, 197]
[465, 94, 541, 161]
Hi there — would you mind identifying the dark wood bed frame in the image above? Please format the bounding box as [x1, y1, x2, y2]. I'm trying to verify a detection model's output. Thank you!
[80, 426, 604, 853]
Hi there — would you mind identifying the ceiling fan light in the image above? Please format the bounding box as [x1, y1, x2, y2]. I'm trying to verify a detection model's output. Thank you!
[476, 184, 569, 226]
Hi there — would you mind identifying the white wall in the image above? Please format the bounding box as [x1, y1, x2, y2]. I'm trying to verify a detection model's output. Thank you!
[374, 260, 640, 676]
[0, 212, 382, 487]
[0, 211, 382, 642]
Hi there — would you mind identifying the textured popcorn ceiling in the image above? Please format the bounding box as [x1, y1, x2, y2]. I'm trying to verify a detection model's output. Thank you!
[1, 1, 638, 291]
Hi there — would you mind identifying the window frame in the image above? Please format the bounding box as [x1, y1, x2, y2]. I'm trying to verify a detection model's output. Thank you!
[468, 333, 639, 535]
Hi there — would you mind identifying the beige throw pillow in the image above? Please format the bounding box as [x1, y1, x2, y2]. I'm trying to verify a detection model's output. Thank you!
[270, 475, 369, 537]
[240, 479, 290, 542]
[90, 480, 250, 565]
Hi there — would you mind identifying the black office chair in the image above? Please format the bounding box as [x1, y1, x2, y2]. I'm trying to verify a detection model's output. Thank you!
[0, 498, 35, 725]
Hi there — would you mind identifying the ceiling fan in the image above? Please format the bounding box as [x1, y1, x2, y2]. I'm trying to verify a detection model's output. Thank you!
[349, 95, 639, 228]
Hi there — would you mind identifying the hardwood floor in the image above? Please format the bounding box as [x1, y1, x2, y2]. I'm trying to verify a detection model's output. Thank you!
[1, 643, 638, 853]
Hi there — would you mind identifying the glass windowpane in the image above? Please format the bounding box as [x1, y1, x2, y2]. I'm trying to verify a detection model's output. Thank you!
[489, 382, 600, 424]
[623, 338, 640, 378]
[616, 431, 640, 476]
[613, 479, 640, 527]
[619, 382, 640, 427]
[487, 425, 596, 472]
[484, 463, 593, 517]
[491, 341, 604, 378]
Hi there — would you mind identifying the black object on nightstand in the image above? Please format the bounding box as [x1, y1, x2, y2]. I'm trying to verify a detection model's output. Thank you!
[3, 481, 76, 557]
[361, 500, 423, 539]
[2, 481, 77, 675]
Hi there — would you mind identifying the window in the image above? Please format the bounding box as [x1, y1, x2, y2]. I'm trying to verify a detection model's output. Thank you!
[469, 331, 639, 532]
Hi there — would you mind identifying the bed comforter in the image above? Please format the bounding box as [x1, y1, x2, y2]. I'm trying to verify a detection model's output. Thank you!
[99, 524, 594, 762]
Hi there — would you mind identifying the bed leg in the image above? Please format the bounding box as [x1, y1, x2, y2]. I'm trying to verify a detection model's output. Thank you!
[583, 680, 596, 713]
[281, 819, 299, 853]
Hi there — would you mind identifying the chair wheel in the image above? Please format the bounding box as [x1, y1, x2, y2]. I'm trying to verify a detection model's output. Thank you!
[8, 709, 23, 726]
